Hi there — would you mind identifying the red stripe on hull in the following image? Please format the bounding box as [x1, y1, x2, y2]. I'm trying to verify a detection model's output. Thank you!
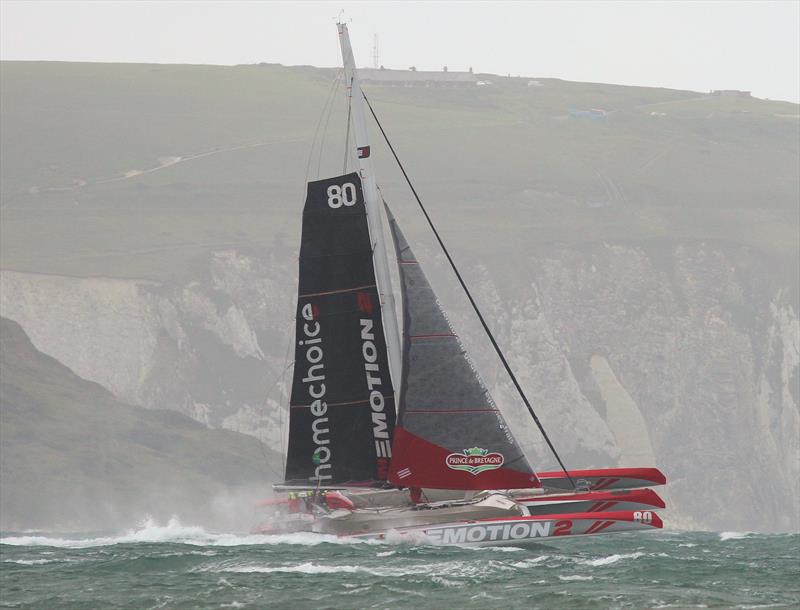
[595, 521, 616, 534]
[592, 477, 621, 490]
[586, 520, 613, 534]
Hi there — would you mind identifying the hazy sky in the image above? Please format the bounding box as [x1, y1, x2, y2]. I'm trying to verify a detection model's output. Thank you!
[2, 1, 799, 102]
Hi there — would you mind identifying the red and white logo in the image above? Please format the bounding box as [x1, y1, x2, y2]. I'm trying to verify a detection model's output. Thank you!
[445, 447, 504, 475]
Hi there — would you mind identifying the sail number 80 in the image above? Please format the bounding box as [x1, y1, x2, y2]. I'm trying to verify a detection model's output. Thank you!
[633, 511, 653, 523]
[327, 183, 357, 208]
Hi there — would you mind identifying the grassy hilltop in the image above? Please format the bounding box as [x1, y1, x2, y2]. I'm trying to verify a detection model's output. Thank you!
[1, 60, 798, 282]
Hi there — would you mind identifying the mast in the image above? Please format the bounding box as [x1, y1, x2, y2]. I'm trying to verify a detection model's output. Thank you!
[337, 22, 403, 394]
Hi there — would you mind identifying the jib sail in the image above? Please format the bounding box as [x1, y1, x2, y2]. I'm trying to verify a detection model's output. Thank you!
[386, 209, 539, 490]
[284, 173, 396, 486]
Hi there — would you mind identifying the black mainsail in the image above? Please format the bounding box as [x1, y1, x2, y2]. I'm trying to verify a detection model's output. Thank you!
[385, 209, 540, 490]
[284, 173, 396, 486]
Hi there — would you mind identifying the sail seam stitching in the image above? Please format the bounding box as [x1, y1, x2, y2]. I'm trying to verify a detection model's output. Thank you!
[409, 333, 457, 338]
[404, 408, 497, 413]
[301, 250, 374, 259]
[299, 284, 376, 298]
[290, 394, 393, 409]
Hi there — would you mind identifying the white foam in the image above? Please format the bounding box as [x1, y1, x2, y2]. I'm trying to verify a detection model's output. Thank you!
[2, 558, 60, 565]
[201, 561, 431, 578]
[431, 575, 460, 587]
[199, 558, 525, 580]
[341, 586, 372, 596]
[381, 528, 435, 546]
[470, 591, 503, 600]
[0, 517, 379, 549]
[469, 545, 524, 552]
[719, 531, 752, 541]
[511, 555, 551, 568]
[559, 574, 593, 581]
[209, 562, 369, 575]
[577, 552, 645, 566]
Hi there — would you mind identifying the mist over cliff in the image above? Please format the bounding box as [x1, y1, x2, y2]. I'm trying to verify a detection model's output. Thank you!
[1, 61, 797, 531]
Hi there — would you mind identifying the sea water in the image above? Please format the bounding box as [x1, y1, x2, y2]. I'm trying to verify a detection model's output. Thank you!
[1, 518, 798, 609]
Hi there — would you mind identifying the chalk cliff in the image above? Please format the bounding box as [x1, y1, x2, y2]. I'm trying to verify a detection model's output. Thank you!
[2, 240, 797, 531]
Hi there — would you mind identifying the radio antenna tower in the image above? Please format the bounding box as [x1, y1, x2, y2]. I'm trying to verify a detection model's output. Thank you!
[372, 34, 380, 68]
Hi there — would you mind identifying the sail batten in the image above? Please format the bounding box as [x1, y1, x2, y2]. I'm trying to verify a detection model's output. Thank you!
[284, 173, 396, 487]
[386, 208, 540, 490]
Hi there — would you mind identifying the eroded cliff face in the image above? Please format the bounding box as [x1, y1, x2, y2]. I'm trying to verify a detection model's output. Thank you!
[516, 242, 799, 532]
[0, 251, 295, 459]
[1, 241, 797, 531]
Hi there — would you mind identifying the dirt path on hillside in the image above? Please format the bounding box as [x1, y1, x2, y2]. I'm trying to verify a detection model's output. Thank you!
[26, 137, 305, 196]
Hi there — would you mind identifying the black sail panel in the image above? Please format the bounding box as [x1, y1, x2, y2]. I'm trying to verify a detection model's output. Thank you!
[386, 209, 539, 490]
[284, 174, 395, 486]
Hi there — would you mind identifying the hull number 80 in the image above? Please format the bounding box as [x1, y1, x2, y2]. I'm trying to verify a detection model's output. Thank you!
[327, 183, 357, 208]
[633, 511, 653, 523]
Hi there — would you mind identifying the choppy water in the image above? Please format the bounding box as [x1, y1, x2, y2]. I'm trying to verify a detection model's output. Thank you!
[1, 519, 798, 609]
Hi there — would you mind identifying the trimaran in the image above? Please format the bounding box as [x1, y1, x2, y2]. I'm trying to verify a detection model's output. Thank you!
[252, 22, 666, 546]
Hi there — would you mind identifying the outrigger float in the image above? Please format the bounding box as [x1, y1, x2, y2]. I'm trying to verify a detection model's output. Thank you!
[252, 23, 666, 547]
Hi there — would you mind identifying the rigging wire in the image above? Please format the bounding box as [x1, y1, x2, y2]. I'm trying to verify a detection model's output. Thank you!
[362, 92, 576, 490]
[304, 70, 342, 187]
[316, 71, 342, 178]
[276, 324, 296, 478]
[264, 318, 295, 478]
[342, 83, 353, 174]
[258, 317, 296, 482]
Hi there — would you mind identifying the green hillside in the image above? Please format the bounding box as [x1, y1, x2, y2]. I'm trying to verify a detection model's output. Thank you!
[0, 317, 280, 530]
[0, 61, 797, 281]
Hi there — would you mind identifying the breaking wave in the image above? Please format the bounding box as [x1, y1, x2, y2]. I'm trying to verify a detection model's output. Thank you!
[2, 558, 63, 565]
[209, 562, 367, 575]
[577, 552, 645, 566]
[719, 531, 753, 541]
[0, 517, 378, 549]
[197, 558, 533, 579]
[2, 531, 797, 609]
[511, 555, 551, 567]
